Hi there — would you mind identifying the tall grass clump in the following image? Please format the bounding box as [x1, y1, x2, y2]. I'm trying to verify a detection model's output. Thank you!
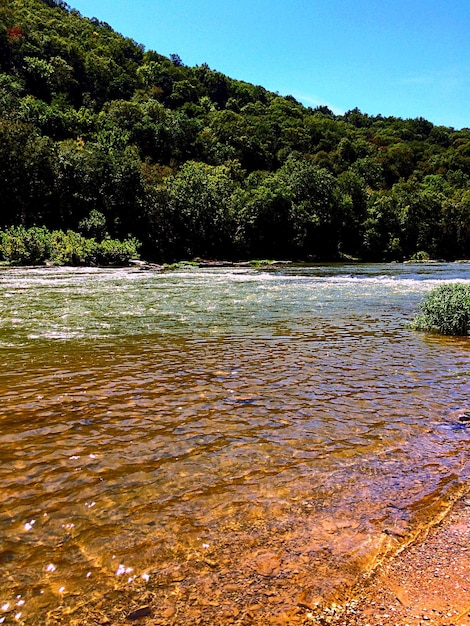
[411, 283, 470, 336]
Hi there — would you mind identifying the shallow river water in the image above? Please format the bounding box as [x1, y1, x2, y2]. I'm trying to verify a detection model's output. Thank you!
[0, 263, 469, 624]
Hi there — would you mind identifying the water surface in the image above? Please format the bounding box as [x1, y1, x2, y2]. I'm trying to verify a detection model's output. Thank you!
[0, 263, 469, 624]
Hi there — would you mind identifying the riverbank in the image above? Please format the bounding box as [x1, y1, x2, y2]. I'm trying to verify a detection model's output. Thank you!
[308, 492, 470, 626]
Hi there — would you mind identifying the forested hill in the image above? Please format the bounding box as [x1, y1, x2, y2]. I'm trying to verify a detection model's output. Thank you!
[1, 0, 469, 262]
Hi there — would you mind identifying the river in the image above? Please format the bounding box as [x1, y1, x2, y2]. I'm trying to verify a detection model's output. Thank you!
[0, 263, 469, 624]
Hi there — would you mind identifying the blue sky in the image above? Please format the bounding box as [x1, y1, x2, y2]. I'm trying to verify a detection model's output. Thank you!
[70, 0, 470, 129]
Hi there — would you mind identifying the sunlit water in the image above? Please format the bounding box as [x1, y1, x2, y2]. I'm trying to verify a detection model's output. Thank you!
[0, 263, 469, 624]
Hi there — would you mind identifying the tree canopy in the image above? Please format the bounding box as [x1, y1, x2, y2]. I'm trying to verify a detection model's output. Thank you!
[0, 0, 469, 262]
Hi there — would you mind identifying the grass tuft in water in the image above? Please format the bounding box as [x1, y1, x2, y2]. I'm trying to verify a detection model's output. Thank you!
[411, 283, 470, 336]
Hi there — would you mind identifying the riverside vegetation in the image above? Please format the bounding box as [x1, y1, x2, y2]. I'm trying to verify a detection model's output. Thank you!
[0, 0, 470, 264]
[411, 283, 470, 336]
[0, 223, 140, 265]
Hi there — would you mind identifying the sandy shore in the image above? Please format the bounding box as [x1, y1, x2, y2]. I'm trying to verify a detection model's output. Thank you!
[309, 494, 470, 626]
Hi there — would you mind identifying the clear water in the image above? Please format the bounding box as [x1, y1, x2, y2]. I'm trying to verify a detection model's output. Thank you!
[0, 263, 469, 624]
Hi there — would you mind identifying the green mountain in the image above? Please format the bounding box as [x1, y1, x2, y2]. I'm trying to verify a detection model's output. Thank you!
[1, 0, 469, 262]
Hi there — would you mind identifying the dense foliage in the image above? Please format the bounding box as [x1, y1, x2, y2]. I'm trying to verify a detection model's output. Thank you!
[411, 283, 470, 336]
[0, 224, 139, 265]
[0, 0, 469, 262]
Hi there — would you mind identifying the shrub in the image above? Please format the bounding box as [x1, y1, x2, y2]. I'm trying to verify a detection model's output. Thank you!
[0, 225, 52, 264]
[48, 231, 140, 265]
[411, 283, 470, 336]
[410, 250, 430, 262]
[48, 229, 97, 265]
[0, 226, 140, 266]
[95, 237, 140, 265]
[78, 210, 108, 242]
[0, 226, 29, 263]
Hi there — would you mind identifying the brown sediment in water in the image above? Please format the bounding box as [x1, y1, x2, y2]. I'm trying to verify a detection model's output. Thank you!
[55, 493, 470, 626]
[307, 492, 470, 626]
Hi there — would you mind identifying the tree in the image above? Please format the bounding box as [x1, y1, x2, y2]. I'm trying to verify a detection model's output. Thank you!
[0, 119, 55, 226]
[148, 160, 240, 260]
[280, 157, 343, 258]
[361, 194, 401, 260]
[234, 173, 294, 258]
[78, 209, 108, 241]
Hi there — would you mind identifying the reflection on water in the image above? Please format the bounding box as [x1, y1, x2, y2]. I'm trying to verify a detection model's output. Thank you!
[0, 264, 469, 624]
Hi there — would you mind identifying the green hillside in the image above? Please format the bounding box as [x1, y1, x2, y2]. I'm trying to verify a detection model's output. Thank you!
[1, 0, 469, 262]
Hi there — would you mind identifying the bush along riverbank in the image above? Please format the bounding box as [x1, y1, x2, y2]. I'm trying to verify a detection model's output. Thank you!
[0, 225, 140, 266]
[411, 283, 470, 336]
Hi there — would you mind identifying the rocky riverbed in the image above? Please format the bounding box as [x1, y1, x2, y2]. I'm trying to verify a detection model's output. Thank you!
[309, 494, 470, 626]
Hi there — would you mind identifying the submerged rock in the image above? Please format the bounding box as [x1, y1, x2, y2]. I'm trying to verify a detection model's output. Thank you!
[126, 606, 152, 621]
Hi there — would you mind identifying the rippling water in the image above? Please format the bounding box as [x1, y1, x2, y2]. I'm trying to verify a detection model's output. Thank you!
[0, 263, 469, 624]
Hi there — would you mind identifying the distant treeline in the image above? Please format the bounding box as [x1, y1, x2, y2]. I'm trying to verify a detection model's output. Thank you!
[0, 0, 469, 262]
